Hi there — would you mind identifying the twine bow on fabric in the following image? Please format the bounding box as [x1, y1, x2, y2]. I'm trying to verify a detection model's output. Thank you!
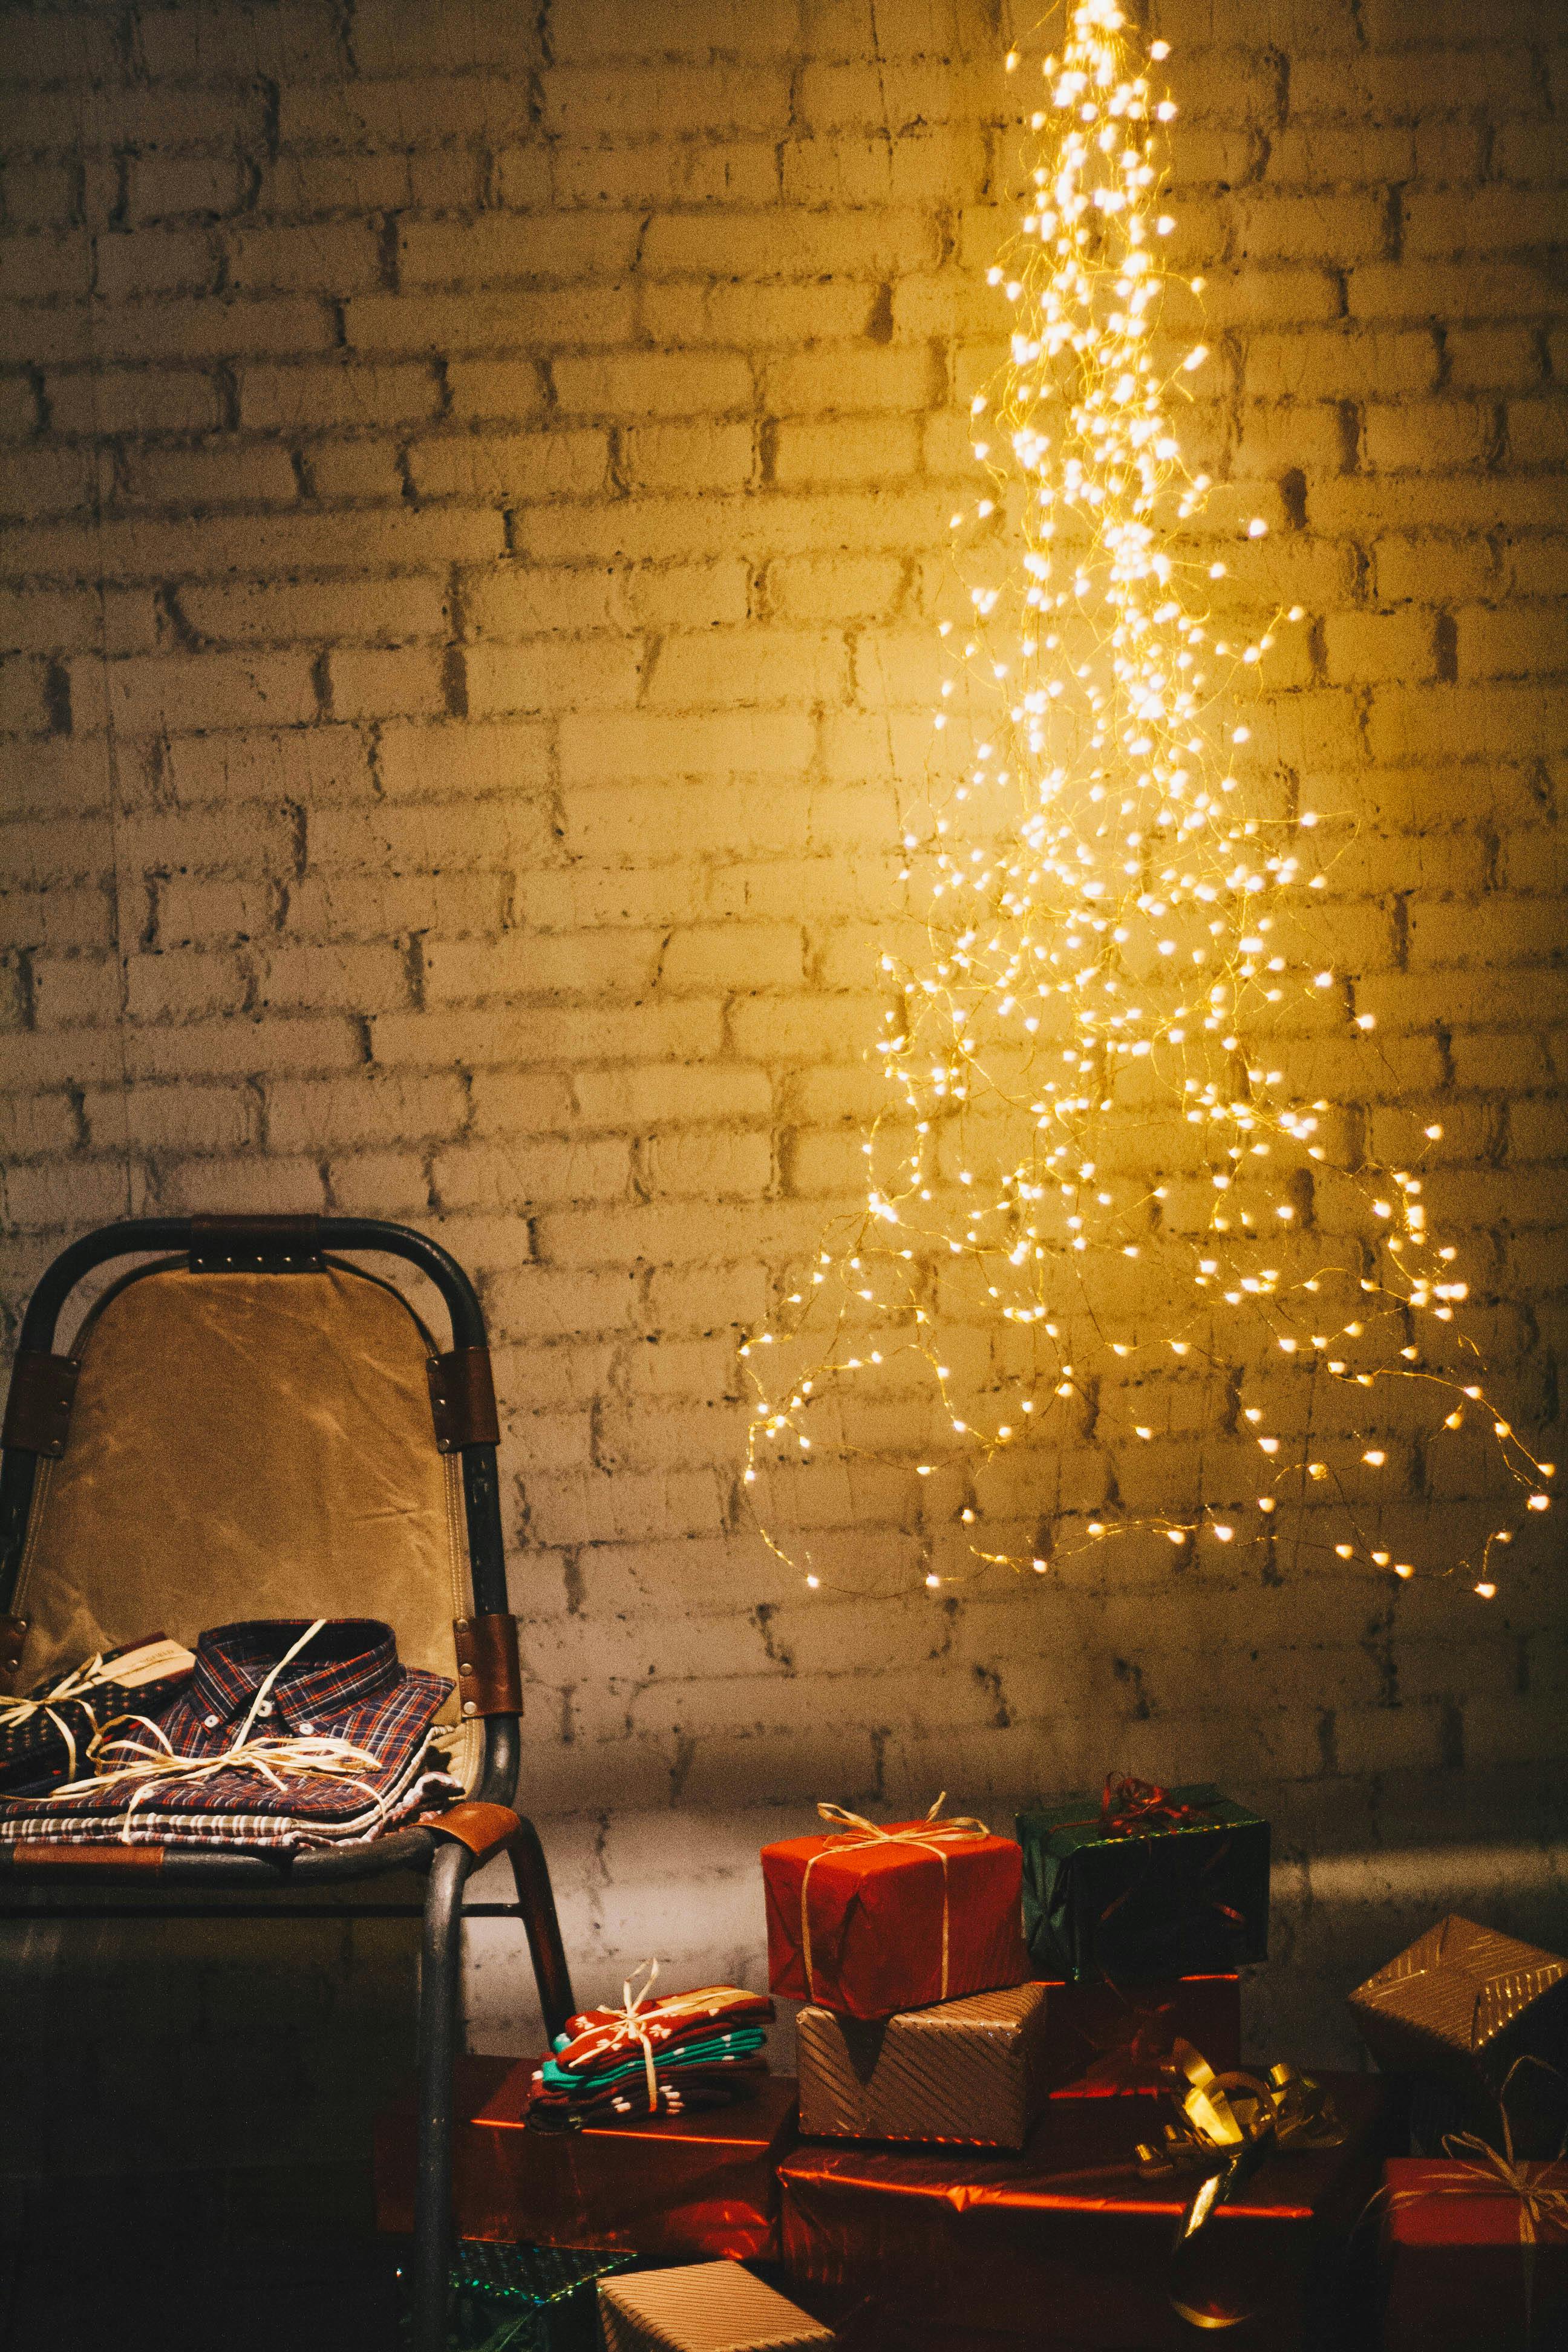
[38, 1619, 389, 1843]
[0, 1653, 117, 1783]
[593, 1959, 756, 2114]
[800, 1792, 991, 2005]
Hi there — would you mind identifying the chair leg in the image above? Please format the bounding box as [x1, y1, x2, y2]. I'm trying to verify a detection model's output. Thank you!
[413, 1837, 471, 2352]
[505, 1814, 577, 2043]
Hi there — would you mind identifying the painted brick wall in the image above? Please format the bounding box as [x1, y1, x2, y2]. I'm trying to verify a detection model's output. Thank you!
[1, 0, 1566, 2140]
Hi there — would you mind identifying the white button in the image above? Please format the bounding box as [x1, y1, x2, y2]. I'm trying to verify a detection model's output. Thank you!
[299, 1719, 314, 1733]
[256, 1700, 274, 1718]
[203, 1713, 220, 1729]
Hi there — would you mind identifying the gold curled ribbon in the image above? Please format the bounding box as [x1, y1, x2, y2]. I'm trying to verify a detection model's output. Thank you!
[800, 1792, 991, 2005]
[1135, 2039, 1345, 2174]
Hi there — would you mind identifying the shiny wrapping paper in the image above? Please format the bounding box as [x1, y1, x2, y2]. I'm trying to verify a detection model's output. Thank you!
[780, 2071, 1394, 2351]
[798, 1984, 1050, 2150]
[1380, 2157, 1568, 2351]
[1350, 1915, 1568, 2153]
[1018, 1786, 1269, 1983]
[763, 1819, 1028, 2022]
[374, 2058, 799, 2264]
[598, 2262, 835, 2352]
[1043, 1973, 1241, 2097]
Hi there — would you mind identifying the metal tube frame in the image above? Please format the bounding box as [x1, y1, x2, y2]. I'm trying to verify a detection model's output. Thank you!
[0, 1215, 580, 2352]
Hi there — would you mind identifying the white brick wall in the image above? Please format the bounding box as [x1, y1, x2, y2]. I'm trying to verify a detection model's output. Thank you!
[1, 0, 1565, 2114]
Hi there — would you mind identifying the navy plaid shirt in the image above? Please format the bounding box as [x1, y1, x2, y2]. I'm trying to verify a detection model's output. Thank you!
[0, 1619, 458, 1851]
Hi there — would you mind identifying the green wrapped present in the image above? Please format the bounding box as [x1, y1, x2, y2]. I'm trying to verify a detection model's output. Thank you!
[1017, 1776, 1269, 1984]
[443, 2241, 635, 2352]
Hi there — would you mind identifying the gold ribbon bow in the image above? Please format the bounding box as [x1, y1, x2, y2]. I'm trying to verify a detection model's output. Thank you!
[1135, 2039, 1345, 2174]
[800, 1793, 991, 2005]
[38, 1620, 390, 1843]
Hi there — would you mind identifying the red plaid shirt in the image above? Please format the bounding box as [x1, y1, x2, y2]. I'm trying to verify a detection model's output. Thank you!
[0, 1619, 459, 1851]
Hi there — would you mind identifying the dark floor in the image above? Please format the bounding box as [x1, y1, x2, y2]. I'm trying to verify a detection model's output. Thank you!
[0, 2160, 403, 2351]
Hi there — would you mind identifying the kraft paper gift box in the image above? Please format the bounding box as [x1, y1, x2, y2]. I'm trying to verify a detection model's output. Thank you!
[797, 1984, 1051, 2150]
[763, 1805, 1028, 2022]
[1016, 1780, 1269, 1982]
[780, 2071, 1396, 2352]
[1349, 1915, 1568, 2155]
[598, 2262, 834, 2352]
[374, 2057, 799, 2264]
[1380, 2154, 1568, 2351]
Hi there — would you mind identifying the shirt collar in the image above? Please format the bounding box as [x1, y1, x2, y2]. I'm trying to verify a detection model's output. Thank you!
[187, 1621, 400, 1735]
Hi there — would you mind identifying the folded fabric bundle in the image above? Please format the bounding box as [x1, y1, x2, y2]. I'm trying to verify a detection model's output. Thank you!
[0, 1635, 194, 1794]
[526, 1968, 776, 2131]
[0, 1617, 461, 1852]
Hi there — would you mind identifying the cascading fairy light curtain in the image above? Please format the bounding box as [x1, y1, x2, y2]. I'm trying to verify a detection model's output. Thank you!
[743, 0, 1553, 1600]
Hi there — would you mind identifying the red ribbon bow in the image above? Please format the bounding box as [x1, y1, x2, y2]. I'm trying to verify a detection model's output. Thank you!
[1099, 1772, 1195, 1837]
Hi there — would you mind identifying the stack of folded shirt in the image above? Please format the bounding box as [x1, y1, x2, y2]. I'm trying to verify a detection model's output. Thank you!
[0, 1617, 462, 1853]
[526, 1979, 775, 2130]
[0, 1636, 195, 1795]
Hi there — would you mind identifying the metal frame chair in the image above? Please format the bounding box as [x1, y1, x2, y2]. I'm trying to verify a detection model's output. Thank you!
[0, 1214, 578, 2352]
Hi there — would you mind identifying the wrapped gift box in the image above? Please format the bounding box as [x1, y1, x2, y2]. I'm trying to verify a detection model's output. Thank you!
[1043, 1972, 1241, 2097]
[780, 2071, 1394, 2351]
[763, 1813, 1027, 2022]
[1017, 1785, 1269, 1982]
[1380, 2156, 1568, 2351]
[374, 2057, 798, 2264]
[448, 2241, 633, 2352]
[598, 2261, 834, 2352]
[1350, 1915, 1568, 2155]
[798, 1984, 1050, 2150]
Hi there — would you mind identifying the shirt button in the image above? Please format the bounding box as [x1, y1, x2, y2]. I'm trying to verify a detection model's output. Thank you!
[299, 1720, 314, 1733]
[203, 1714, 220, 1730]
[256, 1700, 274, 1718]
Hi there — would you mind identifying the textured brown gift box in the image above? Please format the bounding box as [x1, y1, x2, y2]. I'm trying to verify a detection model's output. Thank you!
[599, 2261, 835, 2352]
[374, 2056, 798, 2262]
[799, 1984, 1050, 2149]
[781, 2071, 1395, 2351]
[1348, 1913, 1568, 2148]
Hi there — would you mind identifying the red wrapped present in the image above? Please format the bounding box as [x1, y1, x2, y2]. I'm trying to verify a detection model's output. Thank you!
[1045, 1972, 1241, 2096]
[1381, 2152, 1568, 2349]
[375, 2056, 799, 2264]
[764, 1796, 1028, 2022]
[781, 2069, 1394, 2350]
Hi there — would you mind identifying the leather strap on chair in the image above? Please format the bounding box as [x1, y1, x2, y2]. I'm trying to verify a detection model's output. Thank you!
[428, 1347, 500, 1452]
[12, 1843, 165, 1871]
[0, 1616, 27, 1676]
[452, 1614, 522, 1718]
[420, 1802, 520, 1867]
[2, 1350, 79, 1456]
[189, 1215, 325, 1272]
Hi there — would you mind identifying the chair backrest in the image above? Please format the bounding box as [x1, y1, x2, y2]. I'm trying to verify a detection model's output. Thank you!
[4, 1240, 490, 1789]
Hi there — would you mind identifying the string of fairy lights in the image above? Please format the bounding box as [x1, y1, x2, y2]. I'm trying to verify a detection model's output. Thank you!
[741, 0, 1553, 1600]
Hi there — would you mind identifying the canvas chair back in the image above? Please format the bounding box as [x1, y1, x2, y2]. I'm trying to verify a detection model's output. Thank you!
[7, 1258, 482, 1787]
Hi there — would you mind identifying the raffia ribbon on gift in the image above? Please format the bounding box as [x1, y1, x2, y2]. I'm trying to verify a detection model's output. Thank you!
[0, 1639, 192, 1783]
[1374, 2056, 1568, 2347]
[800, 1794, 991, 2005]
[37, 1619, 390, 1843]
[590, 1957, 760, 2115]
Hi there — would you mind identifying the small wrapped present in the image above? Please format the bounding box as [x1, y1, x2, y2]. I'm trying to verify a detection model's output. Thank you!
[763, 1795, 1028, 2022]
[446, 2241, 633, 2352]
[374, 2058, 799, 2264]
[1381, 2151, 1568, 2351]
[1350, 1915, 1568, 2155]
[526, 1963, 773, 2128]
[1043, 1972, 1241, 2097]
[598, 2261, 834, 2352]
[798, 1983, 1050, 2150]
[1016, 1777, 1269, 1982]
[782, 2067, 1394, 2350]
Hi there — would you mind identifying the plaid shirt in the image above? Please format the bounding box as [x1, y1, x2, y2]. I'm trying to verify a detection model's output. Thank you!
[0, 1619, 460, 1852]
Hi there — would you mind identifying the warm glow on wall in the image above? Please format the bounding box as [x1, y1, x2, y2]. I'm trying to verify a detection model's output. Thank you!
[742, 1, 1552, 1600]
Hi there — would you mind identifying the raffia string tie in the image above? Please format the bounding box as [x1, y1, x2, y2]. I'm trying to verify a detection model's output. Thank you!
[595, 1959, 754, 2115]
[800, 1792, 990, 2004]
[0, 1653, 115, 1784]
[40, 1619, 389, 1843]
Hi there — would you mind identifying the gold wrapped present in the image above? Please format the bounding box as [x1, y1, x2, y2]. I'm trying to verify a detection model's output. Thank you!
[1350, 1915, 1568, 2147]
[598, 2261, 834, 2351]
[797, 1982, 1049, 2150]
